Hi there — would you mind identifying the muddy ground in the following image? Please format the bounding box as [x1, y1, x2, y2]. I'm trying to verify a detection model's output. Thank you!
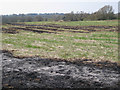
[2, 50, 120, 89]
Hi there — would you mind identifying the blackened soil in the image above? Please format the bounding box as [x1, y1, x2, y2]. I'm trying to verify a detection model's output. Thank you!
[10, 23, 117, 31]
[2, 50, 120, 88]
[4, 23, 118, 34]
[2, 27, 56, 34]
[2, 28, 19, 34]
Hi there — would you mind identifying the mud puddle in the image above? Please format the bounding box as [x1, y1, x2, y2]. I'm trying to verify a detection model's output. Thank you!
[2, 51, 120, 88]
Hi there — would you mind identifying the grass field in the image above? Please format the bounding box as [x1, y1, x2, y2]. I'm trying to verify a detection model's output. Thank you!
[2, 20, 119, 63]
[25, 20, 118, 26]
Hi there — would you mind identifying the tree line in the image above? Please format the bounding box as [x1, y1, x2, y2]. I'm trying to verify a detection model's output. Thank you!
[2, 5, 118, 24]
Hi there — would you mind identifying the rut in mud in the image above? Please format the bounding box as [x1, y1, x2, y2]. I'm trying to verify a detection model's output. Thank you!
[2, 50, 120, 88]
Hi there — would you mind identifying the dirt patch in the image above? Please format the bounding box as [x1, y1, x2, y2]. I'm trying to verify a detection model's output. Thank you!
[10, 23, 118, 32]
[2, 50, 120, 88]
[11, 27, 57, 34]
[2, 27, 19, 34]
[6, 23, 117, 34]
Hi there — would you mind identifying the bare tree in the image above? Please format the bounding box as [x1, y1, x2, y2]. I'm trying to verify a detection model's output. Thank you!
[95, 5, 115, 20]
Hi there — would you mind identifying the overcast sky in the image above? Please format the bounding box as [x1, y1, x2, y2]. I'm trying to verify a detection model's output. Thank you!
[0, 0, 119, 15]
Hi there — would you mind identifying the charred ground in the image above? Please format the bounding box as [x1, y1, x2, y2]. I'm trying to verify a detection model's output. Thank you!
[2, 50, 120, 88]
[2, 23, 118, 34]
[2, 21, 119, 89]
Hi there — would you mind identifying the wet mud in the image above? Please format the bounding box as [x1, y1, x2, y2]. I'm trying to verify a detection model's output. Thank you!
[2, 50, 120, 88]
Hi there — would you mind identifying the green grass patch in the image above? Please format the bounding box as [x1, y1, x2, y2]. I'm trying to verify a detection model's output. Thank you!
[25, 20, 118, 26]
[2, 22, 119, 63]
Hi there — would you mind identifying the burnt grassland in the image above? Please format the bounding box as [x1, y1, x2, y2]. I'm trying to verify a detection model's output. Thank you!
[2, 50, 120, 88]
[1, 21, 120, 88]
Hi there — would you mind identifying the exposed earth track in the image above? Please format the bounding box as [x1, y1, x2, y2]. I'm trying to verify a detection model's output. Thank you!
[2, 50, 120, 88]
[2, 23, 118, 34]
